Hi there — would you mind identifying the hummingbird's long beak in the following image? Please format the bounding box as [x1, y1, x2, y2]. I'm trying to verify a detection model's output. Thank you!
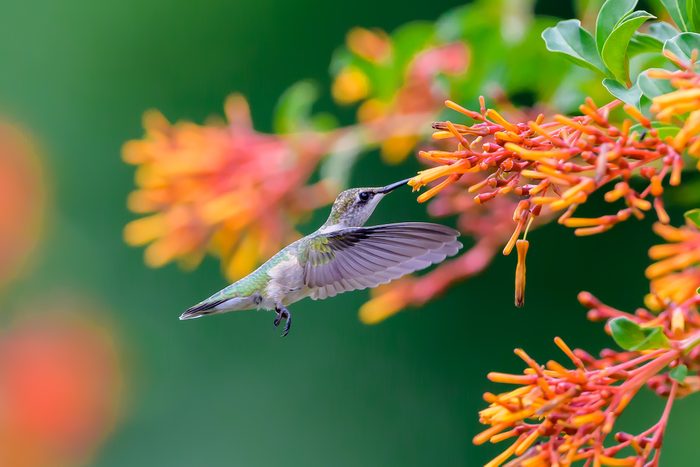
[377, 178, 412, 194]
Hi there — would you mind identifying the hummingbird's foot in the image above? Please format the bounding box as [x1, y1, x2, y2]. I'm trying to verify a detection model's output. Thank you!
[274, 305, 292, 337]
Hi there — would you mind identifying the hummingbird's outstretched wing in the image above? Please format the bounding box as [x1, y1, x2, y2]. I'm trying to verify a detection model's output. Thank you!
[304, 222, 462, 300]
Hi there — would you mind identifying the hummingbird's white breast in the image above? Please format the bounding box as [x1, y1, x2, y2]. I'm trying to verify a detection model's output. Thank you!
[263, 254, 309, 308]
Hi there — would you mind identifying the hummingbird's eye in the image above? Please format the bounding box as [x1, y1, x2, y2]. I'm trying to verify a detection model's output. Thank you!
[358, 191, 371, 202]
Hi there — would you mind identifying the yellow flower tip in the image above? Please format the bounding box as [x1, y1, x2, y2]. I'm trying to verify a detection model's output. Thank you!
[127, 190, 158, 214]
[489, 430, 518, 444]
[485, 109, 518, 132]
[647, 68, 674, 79]
[143, 240, 175, 268]
[142, 109, 170, 133]
[122, 140, 149, 165]
[598, 455, 638, 466]
[178, 251, 206, 271]
[562, 217, 604, 228]
[123, 215, 166, 246]
[358, 290, 407, 324]
[416, 191, 434, 203]
[380, 135, 418, 164]
[644, 293, 664, 311]
[645, 257, 680, 280]
[514, 239, 529, 308]
[571, 411, 605, 428]
[514, 430, 540, 456]
[484, 442, 518, 467]
[553, 336, 584, 368]
[473, 423, 511, 446]
[224, 233, 262, 280]
[487, 372, 534, 384]
[623, 104, 649, 126]
[356, 98, 388, 122]
[332, 66, 371, 105]
[574, 224, 611, 236]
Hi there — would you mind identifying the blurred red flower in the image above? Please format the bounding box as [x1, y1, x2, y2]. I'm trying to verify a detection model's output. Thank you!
[0, 122, 44, 287]
[0, 301, 123, 467]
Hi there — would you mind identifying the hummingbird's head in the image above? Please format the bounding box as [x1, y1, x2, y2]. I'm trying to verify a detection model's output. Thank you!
[322, 178, 411, 229]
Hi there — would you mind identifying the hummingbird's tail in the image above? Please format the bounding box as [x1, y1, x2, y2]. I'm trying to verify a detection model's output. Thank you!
[179, 299, 229, 320]
[180, 293, 261, 320]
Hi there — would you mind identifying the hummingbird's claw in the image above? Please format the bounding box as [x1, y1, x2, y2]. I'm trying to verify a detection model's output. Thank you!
[274, 305, 292, 337]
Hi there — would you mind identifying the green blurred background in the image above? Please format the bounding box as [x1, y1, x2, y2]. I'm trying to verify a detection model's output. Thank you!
[0, 0, 697, 465]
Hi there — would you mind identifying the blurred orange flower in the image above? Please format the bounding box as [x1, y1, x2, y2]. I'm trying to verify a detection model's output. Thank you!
[374, 42, 470, 164]
[346, 27, 392, 64]
[123, 94, 335, 280]
[333, 29, 470, 164]
[0, 300, 123, 467]
[0, 122, 44, 287]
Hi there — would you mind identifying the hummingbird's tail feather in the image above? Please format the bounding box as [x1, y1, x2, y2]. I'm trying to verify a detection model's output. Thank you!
[180, 293, 261, 320]
[179, 299, 229, 320]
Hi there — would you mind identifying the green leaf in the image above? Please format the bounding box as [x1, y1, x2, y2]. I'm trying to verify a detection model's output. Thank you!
[685, 208, 700, 227]
[542, 20, 606, 73]
[609, 317, 671, 351]
[638, 68, 676, 98]
[660, 0, 690, 31]
[602, 79, 642, 106]
[670, 364, 689, 383]
[596, 0, 637, 52]
[687, 0, 700, 31]
[601, 11, 656, 82]
[664, 32, 700, 65]
[648, 21, 681, 42]
[273, 81, 321, 134]
[628, 32, 663, 55]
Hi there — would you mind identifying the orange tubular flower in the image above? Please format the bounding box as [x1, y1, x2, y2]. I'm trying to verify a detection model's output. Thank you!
[123, 95, 335, 280]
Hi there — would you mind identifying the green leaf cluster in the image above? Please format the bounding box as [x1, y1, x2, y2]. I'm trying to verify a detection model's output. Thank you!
[329, 0, 583, 110]
[543, 0, 700, 106]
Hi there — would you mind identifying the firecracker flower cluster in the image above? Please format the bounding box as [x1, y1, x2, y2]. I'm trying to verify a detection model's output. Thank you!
[407, 51, 700, 310]
[400, 51, 700, 465]
[475, 227, 700, 466]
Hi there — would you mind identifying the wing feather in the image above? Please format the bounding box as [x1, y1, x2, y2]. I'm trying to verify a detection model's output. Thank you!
[304, 222, 462, 300]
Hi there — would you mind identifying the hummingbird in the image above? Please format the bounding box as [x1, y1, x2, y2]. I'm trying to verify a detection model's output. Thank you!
[180, 178, 462, 336]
